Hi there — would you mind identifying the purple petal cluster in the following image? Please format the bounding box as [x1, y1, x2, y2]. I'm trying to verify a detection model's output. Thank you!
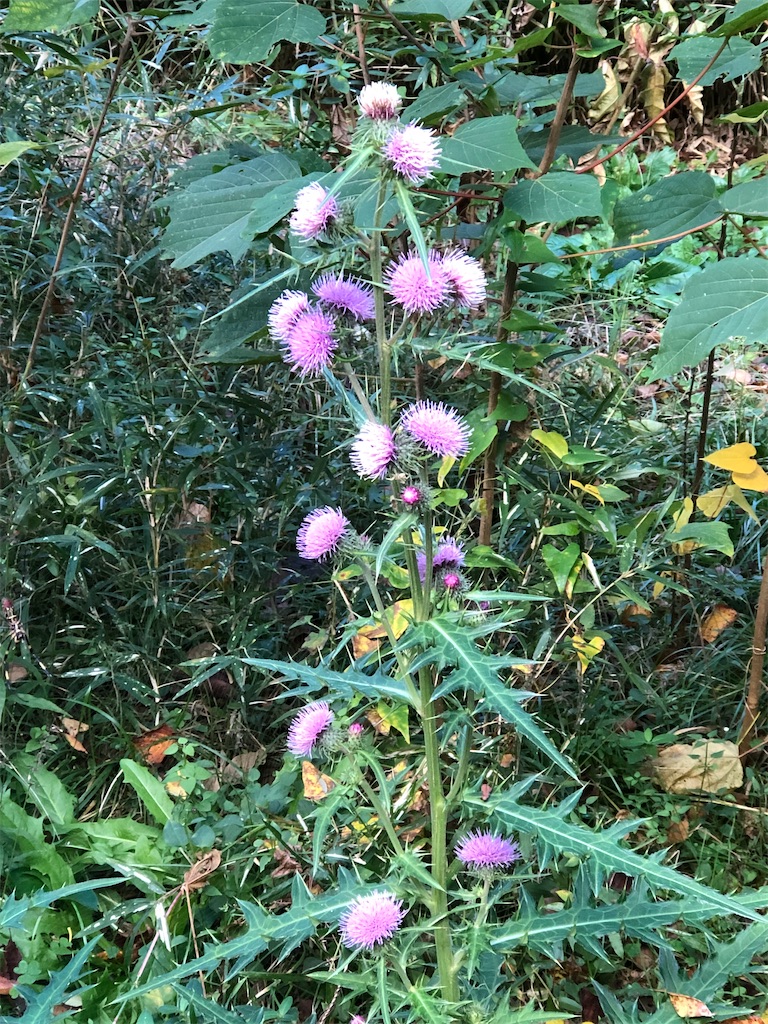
[385, 250, 486, 314]
[383, 122, 441, 184]
[359, 82, 402, 120]
[313, 273, 375, 321]
[441, 250, 487, 307]
[455, 829, 521, 870]
[400, 401, 471, 459]
[417, 536, 466, 582]
[339, 891, 405, 950]
[297, 506, 350, 561]
[282, 308, 338, 376]
[267, 290, 310, 341]
[290, 182, 339, 240]
[287, 700, 335, 757]
[350, 422, 397, 480]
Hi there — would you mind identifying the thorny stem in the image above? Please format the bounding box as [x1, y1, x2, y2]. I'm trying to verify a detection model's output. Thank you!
[358, 561, 421, 710]
[370, 181, 392, 425]
[377, 954, 392, 1024]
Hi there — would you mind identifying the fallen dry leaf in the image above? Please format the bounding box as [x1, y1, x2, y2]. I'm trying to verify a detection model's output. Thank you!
[669, 993, 714, 1018]
[0, 976, 16, 996]
[302, 760, 336, 801]
[61, 717, 89, 753]
[165, 780, 189, 799]
[666, 818, 690, 845]
[184, 849, 221, 892]
[653, 740, 742, 794]
[134, 724, 176, 765]
[700, 605, 738, 644]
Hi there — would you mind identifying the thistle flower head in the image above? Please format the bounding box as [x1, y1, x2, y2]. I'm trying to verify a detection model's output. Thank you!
[290, 182, 339, 240]
[382, 122, 441, 184]
[401, 485, 423, 507]
[313, 273, 375, 321]
[297, 506, 350, 561]
[350, 1016, 367, 1024]
[385, 251, 450, 315]
[434, 537, 465, 569]
[359, 82, 402, 120]
[283, 308, 338, 375]
[443, 571, 461, 590]
[340, 891, 406, 950]
[287, 700, 335, 757]
[268, 290, 310, 341]
[348, 722, 364, 738]
[441, 251, 487, 308]
[400, 401, 471, 459]
[455, 829, 521, 871]
[350, 421, 397, 480]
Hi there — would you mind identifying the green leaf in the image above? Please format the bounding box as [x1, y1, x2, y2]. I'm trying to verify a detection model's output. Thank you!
[3, 0, 98, 32]
[556, 2, 605, 38]
[243, 658, 418, 707]
[667, 522, 734, 557]
[671, 36, 763, 86]
[0, 141, 41, 170]
[4, 936, 100, 1023]
[12, 755, 74, 828]
[120, 758, 174, 825]
[390, 0, 472, 18]
[460, 407, 498, 470]
[415, 619, 578, 779]
[531, 428, 568, 459]
[208, 0, 326, 63]
[541, 542, 581, 594]
[719, 100, 768, 124]
[468, 792, 764, 922]
[406, 83, 466, 123]
[160, 154, 301, 268]
[375, 511, 418, 581]
[0, 879, 123, 930]
[613, 171, 723, 248]
[651, 256, 768, 378]
[722, 178, 768, 217]
[715, 0, 768, 36]
[439, 116, 537, 175]
[173, 983, 250, 1024]
[504, 172, 602, 223]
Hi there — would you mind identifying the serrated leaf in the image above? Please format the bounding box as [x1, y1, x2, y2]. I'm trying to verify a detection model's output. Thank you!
[208, 0, 326, 63]
[243, 657, 418, 707]
[613, 171, 723, 249]
[0, 878, 123, 930]
[439, 116, 537, 175]
[651, 257, 768, 378]
[5, 936, 100, 1023]
[406, 83, 466, 123]
[468, 792, 762, 922]
[504, 172, 602, 223]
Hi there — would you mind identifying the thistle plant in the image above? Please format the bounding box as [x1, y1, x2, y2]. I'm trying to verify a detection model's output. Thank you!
[226, 85, 767, 1024]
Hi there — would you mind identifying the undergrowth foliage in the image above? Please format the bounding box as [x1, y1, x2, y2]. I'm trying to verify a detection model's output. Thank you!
[3, 0, 768, 1021]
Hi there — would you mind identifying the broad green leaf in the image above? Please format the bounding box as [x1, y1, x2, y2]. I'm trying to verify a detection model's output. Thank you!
[0, 141, 41, 170]
[460, 407, 498, 470]
[556, 2, 605, 38]
[4, 0, 98, 32]
[208, 0, 326, 63]
[120, 758, 174, 825]
[160, 154, 300, 268]
[715, 0, 768, 36]
[468, 792, 763, 922]
[651, 257, 768, 378]
[722, 178, 768, 217]
[390, 0, 472, 18]
[541, 542, 581, 595]
[531, 428, 568, 459]
[671, 36, 763, 86]
[519, 124, 623, 164]
[439, 116, 537, 175]
[12, 755, 74, 828]
[719, 100, 768, 124]
[406, 83, 466, 123]
[667, 522, 734, 557]
[504, 172, 602, 223]
[244, 658, 418, 707]
[613, 171, 723, 249]
[247, 174, 318, 234]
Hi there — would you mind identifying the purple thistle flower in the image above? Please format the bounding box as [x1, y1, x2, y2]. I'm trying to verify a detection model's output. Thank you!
[382, 123, 441, 184]
[297, 506, 350, 561]
[340, 891, 405, 950]
[290, 182, 339, 240]
[417, 537, 465, 582]
[440, 570, 467, 594]
[401, 485, 422, 507]
[348, 722, 364, 738]
[400, 401, 471, 458]
[359, 82, 402, 120]
[385, 251, 450, 315]
[350, 422, 397, 480]
[283, 309, 338, 375]
[313, 273, 375, 321]
[287, 700, 335, 757]
[268, 290, 311, 341]
[441, 251, 487, 308]
[455, 830, 521, 871]
[350, 1017, 367, 1024]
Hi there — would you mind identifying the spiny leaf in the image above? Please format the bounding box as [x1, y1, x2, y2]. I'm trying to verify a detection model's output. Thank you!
[244, 657, 417, 707]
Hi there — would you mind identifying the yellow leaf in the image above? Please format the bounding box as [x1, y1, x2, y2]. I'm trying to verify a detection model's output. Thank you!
[732, 463, 768, 493]
[388, 599, 415, 639]
[352, 625, 382, 659]
[374, 700, 410, 742]
[669, 993, 714, 1018]
[352, 600, 415, 659]
[700, 604, 738, 644]
[570, 479, 605, 505]
[697, 484, 759, 521]
[437, 456, 456, 487]
[703, 442, 757, 473]
[165, 780, 189, 800]
[302, 761, 336, 801]
[572, 635, 605, 674]
[673, 497, 694, 531]
[531, 429, 568, 459]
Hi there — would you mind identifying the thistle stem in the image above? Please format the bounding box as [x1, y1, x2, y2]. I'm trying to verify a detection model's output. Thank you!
[370, 181, 392, 425]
